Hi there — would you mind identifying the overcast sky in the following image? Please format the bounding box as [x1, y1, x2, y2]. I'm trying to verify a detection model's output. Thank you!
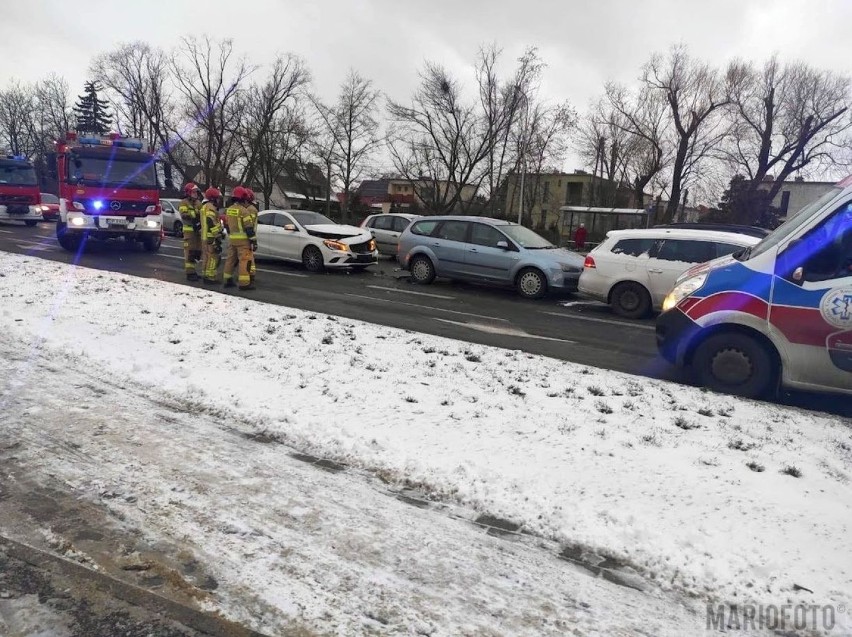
[2, 0, 851, 174]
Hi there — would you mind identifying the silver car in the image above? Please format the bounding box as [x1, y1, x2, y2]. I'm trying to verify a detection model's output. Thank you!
[361, 213, 419, 255]
[397, 216, 584, 299]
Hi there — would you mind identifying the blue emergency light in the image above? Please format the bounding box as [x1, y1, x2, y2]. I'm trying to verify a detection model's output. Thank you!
[92, 200, 105, 211]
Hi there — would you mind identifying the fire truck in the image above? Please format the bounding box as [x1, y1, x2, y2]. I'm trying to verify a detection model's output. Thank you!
[51, 132, 162, 252]
[0, 155, 42, 226]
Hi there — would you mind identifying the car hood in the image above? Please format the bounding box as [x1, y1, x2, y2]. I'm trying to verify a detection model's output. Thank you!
[304, 224, 372, 243]
[540, 247, 585, 269]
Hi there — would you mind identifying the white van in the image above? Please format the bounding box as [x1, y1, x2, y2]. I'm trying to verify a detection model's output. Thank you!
[657, 177, 852, 398]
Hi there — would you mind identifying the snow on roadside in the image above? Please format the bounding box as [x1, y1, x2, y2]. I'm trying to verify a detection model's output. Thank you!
[1, 252, 851, 615]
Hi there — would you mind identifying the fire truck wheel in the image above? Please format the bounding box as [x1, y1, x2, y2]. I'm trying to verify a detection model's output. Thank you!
[25, 220, 38, 227]
[142, 235, 161, 252]
[56, 223, 80, 251]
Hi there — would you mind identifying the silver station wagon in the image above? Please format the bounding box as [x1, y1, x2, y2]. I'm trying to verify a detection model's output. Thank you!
[397, 216, 584, 299]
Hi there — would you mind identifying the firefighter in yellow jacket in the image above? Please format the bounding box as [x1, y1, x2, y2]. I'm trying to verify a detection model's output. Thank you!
[200, 187, 224, 284]
[178, 183, 203, 281]
[222, 186, 256, 291]
[245, 188, 259, 286]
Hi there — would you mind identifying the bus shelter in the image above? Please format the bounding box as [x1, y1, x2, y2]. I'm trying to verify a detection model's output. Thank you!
[558, 206, 651, 249]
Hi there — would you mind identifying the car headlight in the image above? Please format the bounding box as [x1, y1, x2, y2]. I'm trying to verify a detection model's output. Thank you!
[145, 219, 160, 228]
[70, 217, 86, 226]
[662, 273, 707, 313]
[323, 239, 348, 252]
[40, 205, 50, 212]
[369, 239, 377, 251]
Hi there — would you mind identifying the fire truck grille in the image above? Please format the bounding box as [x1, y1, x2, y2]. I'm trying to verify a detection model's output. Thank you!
[78, 199, 151, 215]
[0, 195, 36, 206]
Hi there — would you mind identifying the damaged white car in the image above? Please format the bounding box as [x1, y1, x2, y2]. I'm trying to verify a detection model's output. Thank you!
[254, 210, 378, 272]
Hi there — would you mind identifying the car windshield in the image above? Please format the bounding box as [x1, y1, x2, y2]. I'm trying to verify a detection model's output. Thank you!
[0, 163, 37, 186]
[69, 155, 158, 189]
[293, 212, 335, 227]
[500, 224, 555, 249]
[743, 186, 843, 261]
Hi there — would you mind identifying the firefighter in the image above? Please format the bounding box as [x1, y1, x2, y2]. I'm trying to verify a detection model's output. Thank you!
[245, 188, 259, 285]
[200, 187, 224, 284]
[179, 183, 203, 281]
[222, 186, 256, 291]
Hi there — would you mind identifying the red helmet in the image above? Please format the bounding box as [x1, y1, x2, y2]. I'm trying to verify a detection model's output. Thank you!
[183, 182, 200, 197]
[246, 188, 256, 202]
[232, 186, 249, 201]
[205, 187, 221, 200]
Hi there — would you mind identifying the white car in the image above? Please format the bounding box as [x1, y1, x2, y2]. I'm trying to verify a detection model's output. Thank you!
[160, 198, 184, 235]
[255, 210, 378, 272]
[578, 228, 760, 318]
[360, 213, 419, 255]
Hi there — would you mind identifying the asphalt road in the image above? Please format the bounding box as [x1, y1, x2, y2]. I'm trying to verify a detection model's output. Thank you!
[1, 220, 849, 417]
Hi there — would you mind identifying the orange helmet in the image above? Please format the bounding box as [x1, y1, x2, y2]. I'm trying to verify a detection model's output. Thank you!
[183, 182, 200, 197]
[232, 186, 249, 201]
[205, 187, 221, 200]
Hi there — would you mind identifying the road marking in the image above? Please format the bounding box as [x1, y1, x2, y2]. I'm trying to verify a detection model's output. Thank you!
[156, 253, 308, 277]
[558, 300, 607, 308]
[541, 310, 655, 331]
[434, 318, 575, 343]
[14, 243, 53, 252]
[367, 285, 456, 300]
[0, 229, 12, 234]
[344, 293, 509, 322]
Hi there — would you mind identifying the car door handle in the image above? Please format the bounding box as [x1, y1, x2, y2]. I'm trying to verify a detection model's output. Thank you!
[470, 248, 478, 253]
[432, 242, 440, 246]
[648, 268, 663, 274]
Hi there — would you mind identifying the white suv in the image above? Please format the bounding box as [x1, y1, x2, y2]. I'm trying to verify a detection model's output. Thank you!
[578, 228, 760, 318]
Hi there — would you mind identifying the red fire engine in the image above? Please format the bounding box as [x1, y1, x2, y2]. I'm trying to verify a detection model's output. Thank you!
[0, 155, 42, 227]
[51, 132, 162, 252]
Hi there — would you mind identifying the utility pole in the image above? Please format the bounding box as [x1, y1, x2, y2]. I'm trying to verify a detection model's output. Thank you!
[516, 94, 529, 226]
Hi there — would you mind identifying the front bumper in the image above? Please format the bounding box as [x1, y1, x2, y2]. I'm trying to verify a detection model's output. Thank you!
[656, 308, 702, 365]
[325, 249, 379, 268]
[0, 205, 42, 222]
[63, 213, 162, 235]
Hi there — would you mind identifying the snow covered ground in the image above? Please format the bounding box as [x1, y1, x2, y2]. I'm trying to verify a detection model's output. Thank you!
[1, 251, 851, 634]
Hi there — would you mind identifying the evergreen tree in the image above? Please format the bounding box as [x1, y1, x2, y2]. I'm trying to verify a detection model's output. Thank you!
[705, 175, 782, 230]
[73, 81, 112, 134]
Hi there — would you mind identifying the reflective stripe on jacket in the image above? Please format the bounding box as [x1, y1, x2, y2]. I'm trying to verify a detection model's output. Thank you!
[225, 204, 253, 240]
[179, 198, 201, 232]
[201, 202, 222, 241]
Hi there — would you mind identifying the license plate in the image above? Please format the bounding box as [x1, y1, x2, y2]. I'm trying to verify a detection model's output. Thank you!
[356, 254, 374, 263]
[106, 217, 128, 227]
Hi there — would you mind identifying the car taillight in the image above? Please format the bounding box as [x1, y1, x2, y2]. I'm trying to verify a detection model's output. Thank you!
[583, 255, 596, 268]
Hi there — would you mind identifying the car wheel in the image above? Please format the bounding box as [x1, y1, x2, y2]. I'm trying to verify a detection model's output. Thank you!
[173, 220, 183, 236]
[693, 332, 776, 399]
[302, 245, 325, 273]
[142, 234, 161, 252]
[611, 282, 651, 319]
[516, 267, 547, 299]
[25, 220, 38, 227]
[410, 255, 436, 284]
[56, 222, 79, 251]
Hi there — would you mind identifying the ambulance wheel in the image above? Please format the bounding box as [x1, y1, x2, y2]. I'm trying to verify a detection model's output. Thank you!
[25, 220, 38, 227]
[693, 332, 775, 399]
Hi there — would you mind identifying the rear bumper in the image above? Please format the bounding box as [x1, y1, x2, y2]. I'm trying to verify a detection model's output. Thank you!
[656, 308, 701, 365]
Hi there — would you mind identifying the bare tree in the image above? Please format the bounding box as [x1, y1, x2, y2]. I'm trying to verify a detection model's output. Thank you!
[34, 75, 72, 141]
[251, 102, 313, 209]
[238, 54, 310, 192]
[602, 82, 671, 210]
[0, 81, 37, 157]
[92, 42, 186, 185]
[170, 36, 254, 190]
[312, 69, 382, 221]
[388, 47, 548, 215]
[724, 56, 852, 222]
[643, 46, 731, 222]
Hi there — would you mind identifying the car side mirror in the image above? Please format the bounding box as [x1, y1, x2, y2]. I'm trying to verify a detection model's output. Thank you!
[284, 224, 297, 232]
[497, 240, 510, 250]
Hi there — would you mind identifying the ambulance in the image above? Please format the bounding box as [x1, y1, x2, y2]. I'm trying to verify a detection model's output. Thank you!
[656, 176, 852, 398]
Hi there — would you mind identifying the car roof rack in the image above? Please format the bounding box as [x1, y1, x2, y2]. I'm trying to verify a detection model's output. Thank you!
[652, 223, 770, 239]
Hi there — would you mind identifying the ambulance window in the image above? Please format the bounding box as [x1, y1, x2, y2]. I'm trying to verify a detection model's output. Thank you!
[799, 204, 852, 281]
[655, 240, 716, 263]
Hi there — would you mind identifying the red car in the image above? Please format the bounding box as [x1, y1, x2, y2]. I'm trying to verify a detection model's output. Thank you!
[39, 192, 60, 221]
